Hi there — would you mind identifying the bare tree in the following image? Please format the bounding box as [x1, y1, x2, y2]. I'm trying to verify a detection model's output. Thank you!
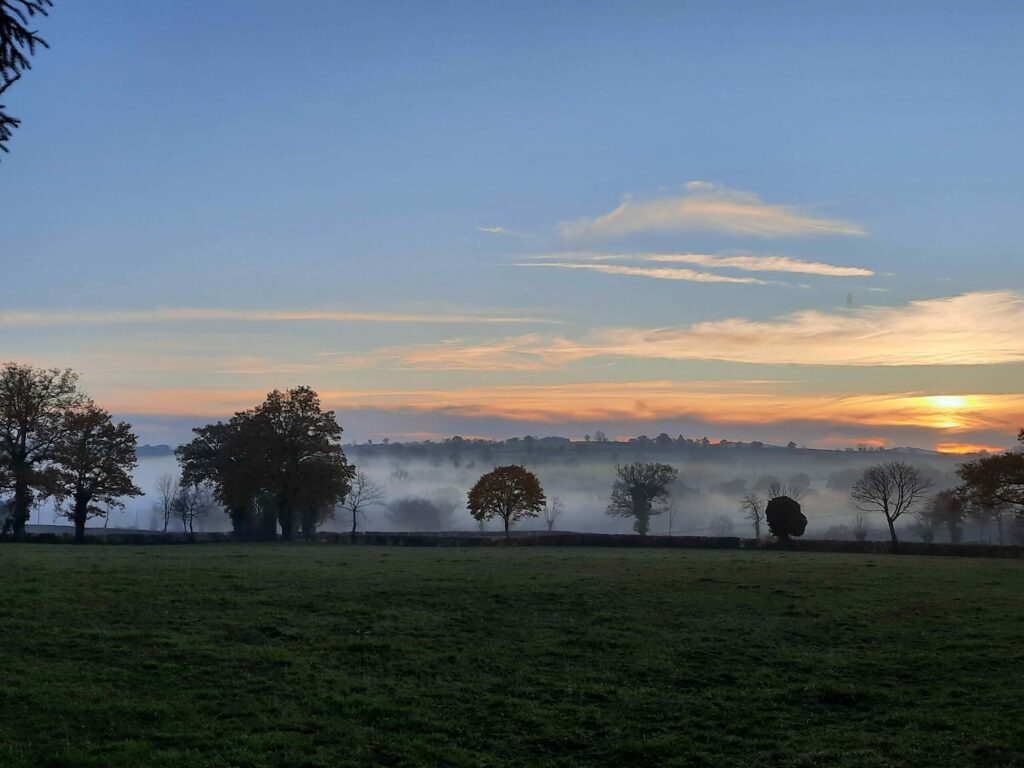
[741, 493, 764, 539]
[663, 498, 679, 536]
[850, 461, 932, 552]
[851, 512, 870, 542]
[338, 471, 385, 539]
[153, 473, 179, 533]
[173, 482, 215, 538]
[542, 496, 564, 531]
[767, 480, 804, 502]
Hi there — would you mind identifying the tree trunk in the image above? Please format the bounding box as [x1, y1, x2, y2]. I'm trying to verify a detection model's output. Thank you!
[633, 498, 649, 537]
[12, 474, 30, 541]
[258, 508, 277, 540]
[503, 516, 510, 540]
[887, 516, 899, 553]
[74, 497, 89, 543]
[351, 508, 358, 541]
[277, 496, 293, 541]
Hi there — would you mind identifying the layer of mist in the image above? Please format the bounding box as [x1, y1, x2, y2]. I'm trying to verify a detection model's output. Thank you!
[29, 439, 1019, 544]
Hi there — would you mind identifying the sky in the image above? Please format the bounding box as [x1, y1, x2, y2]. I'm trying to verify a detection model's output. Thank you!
[1, 0, 1023, 451]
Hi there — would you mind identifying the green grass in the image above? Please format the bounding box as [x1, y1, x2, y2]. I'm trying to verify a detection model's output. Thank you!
[1, 545, 1022, 767]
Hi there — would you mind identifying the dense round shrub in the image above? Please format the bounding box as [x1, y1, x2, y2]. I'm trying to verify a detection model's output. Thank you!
[765, 495, 807, 540]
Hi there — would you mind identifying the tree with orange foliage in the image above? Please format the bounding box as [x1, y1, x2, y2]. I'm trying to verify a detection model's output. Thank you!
[467, 465, 545, 539]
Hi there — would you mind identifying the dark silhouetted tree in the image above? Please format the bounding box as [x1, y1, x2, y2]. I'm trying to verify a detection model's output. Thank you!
[765, 495, 806, 540]
[47, 403, 142, 542]
[468, 465, 545, 538]
[173, 481, 215, 538]
[339, 471, 384, 539]
[177, 387, 354, 539]
[177, 416, 275, 538]
[253, 387, 354, 539]
[0, 0, 51, 155]
[850, 461, 932, 552]
[956, 433, 1024, 518]
[606, 461, 678, 536]
[0, 362, 84, 539]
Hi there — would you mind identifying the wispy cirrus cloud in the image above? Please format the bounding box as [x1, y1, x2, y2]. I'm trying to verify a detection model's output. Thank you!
[558, 181, 867, 240]
[528, 251, 874, 278]
[477, 225, 534, 239]
[517, 261, 768, 284]
[0, 307, 554, 327]
[362, 291, 1024, 370]
[329, 334, 593, 372]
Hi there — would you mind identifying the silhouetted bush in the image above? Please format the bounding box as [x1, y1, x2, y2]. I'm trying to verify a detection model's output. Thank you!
[766, 496, 807, 540]
[387, 497, 449, 531]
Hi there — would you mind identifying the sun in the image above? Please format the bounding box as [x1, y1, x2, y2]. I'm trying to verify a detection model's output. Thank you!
[922, 395, 969, 410]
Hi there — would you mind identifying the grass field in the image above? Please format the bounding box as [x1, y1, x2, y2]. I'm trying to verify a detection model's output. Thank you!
[1, 545, 1022, 767]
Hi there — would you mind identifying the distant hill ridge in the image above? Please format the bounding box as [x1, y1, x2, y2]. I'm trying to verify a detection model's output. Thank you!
[136, 444, 174, 458]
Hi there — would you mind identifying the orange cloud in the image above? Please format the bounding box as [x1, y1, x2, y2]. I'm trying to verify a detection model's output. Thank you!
[934, 442, 1009, 455]
[370, 292, 1024, 369]
[558, 182, 866, 239]
[100, 381, 1024, 437]
[518, 261, 767, 284]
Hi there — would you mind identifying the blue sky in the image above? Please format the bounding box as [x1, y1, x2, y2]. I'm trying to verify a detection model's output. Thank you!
[1, 1, 1022, 449]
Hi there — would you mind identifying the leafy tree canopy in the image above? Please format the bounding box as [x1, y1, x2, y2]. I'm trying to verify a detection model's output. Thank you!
[765, 495, 807, 540]
[46, 402, 142, 541]
[467, 465, 545, 537]
[957, 432, 1024, 514]
[177, 387, 354, 539]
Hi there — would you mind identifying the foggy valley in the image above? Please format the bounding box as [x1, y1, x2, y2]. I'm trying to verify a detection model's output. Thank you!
[42, 438, 1018, 546]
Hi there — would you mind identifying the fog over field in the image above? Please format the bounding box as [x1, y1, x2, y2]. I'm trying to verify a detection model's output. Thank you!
[36, 440, 1018, 545]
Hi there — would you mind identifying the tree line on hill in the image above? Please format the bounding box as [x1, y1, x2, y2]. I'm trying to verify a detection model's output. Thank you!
[2, 361, 1023, 548]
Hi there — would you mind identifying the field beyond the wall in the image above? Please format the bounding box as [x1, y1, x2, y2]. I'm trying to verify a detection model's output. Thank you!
[1, 546, 1022, 767]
